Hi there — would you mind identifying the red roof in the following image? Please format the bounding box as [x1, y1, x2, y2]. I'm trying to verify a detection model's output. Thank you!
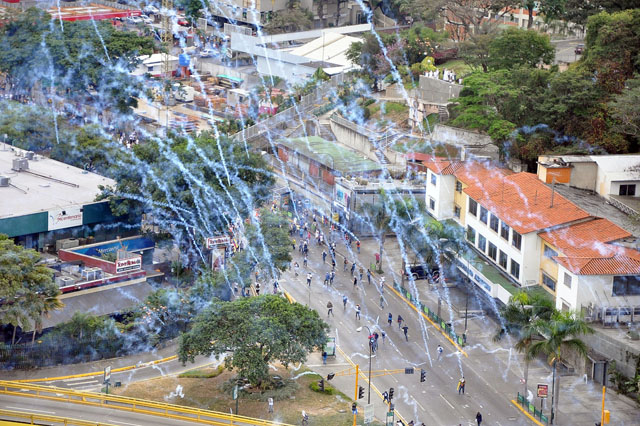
[48, 4, 141, 21]
[555, 252, 640, 275]
[464, 172, 590, 234]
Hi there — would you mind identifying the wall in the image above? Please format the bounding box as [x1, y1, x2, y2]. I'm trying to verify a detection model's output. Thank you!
[539, 240, 560, 294]
[555, 265, 578, 311]
[570, 162, 598, 192]
[586, 329, 640, 379]
[610, 180, 640, 198]
[426, 172, 455, 221]
[431, 125, 498, 162]
[415, 76, 463, 104]
[453, 180, 467, 226]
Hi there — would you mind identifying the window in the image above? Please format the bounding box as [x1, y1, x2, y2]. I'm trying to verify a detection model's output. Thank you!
[477, 234, 487, 253]
[542, 272, 556, 291]
[489, 215, 499, 232]
[501, 222, 510, 241]
[544, 244, 559, 260]
[479, 207, 488, 224]
[512, 231, 522, 250]
[468, 199, 478, 216]
[431, 173, 437, 186]
[429, 197, 435, 210]
[454, 205, 461, 218]
[510, 259, 520, 280]
[612, 276, 640, 296]
[619, 184, 636, 196]
[499, 251, 508, 269]
[488, 242, 497, 261]
[563, 273, 572, 289]
[466, 225, 476, 244]
[456, 180, 463, 193]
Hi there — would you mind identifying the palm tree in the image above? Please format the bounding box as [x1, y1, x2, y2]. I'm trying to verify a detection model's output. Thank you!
[497, 291, 554, 401]
[527, 310, 595, 424]
[28, 285, 64, 343]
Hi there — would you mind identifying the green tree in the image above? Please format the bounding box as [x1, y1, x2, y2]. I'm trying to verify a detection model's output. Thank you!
[178, 295, 328, 387]
[360, 199, 392, 272]
[609, 76, 640, 140]
[496, 291, 554, 401]
[488, 28, 555, 70]
[0, 234, 60, 344]
[176, 0, 209, 23]
[264, 2, 313, 35]
[527, 311, 594, 423]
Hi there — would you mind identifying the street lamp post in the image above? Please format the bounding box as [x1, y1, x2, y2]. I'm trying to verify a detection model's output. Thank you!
[356, 325, 373, 404]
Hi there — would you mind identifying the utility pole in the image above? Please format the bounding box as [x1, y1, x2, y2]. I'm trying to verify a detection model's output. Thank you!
[353, 364, 359, 426]
[161, 0, 174, 130]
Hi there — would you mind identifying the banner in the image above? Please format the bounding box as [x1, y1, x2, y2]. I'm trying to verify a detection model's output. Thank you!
[48, 206, 83, 230]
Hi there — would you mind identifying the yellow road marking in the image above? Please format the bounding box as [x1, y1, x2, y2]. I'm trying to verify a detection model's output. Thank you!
[510, 399, 546, 426]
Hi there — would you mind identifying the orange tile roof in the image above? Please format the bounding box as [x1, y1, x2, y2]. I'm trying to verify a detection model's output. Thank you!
[452, 161, 512, 189]
[555, 254, 640, 275]
[464, 172, 590, 234]
[539, 218, 631, 257]
[414, 156, 454, 174]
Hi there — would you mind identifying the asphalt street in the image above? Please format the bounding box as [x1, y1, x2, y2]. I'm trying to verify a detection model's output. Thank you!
[282, 232, 529, 426]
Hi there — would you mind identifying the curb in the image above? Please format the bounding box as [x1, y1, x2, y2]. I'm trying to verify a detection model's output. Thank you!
[14, 355, 179, 383]
[510, 399, 546, 426]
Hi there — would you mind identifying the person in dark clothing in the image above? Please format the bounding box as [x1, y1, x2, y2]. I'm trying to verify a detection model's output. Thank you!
[475, 412, 482, 425]
[402, 325, 409, 341]
[388, 313, 393, 326]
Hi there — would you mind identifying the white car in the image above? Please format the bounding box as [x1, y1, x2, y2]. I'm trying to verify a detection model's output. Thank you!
[199, 48, 217, 58]
[126, 16, 143, 24]
[143, 5, 159, 14]
[141, 14, 153, 24]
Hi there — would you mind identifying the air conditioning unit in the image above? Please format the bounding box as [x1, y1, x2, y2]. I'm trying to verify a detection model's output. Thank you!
[56, 238, 80, 251]
[0, 176, 9, 187]
[25, 151, 34, 160]
[11, 158, 28, 171]
[81, 267, 103, 282]
[55, 276, 76, 287]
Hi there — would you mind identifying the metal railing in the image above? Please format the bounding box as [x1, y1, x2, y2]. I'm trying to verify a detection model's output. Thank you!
[0, 408, 120, 426]
[516, 392, 549, 425]
[0, 381, 293, 426]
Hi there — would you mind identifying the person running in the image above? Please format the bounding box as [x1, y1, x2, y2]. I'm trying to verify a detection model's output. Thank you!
[458, 377, 466, 394]
[355, 304, 361, 320]
[322, 250, 327, 263]
[437, 344, 443, 361]
[327, 301, 333, 317]
[388, 313, 393, 326]
[343, 295, 348, 310]
[306, 272, 312, 287]
[402, 325, 409, 341]
[397, 314, 404, 329]
[475, 412, 482, 426]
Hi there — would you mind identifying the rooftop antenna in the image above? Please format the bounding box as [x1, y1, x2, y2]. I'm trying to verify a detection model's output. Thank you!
[550, 178, 556, 208]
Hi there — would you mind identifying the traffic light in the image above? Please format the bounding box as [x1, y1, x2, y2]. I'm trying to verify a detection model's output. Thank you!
[358, 386, 365, 399]
[327, 373, 335, 381]
[318, 379, 324, 392]
[420, 369, 426, 383]
[389, 387, 394, 401]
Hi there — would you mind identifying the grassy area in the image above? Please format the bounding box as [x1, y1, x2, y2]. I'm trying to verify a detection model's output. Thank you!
[178, 365, 224, 379]
[365, 100, 409, 128]
[113, 365, 380, 425]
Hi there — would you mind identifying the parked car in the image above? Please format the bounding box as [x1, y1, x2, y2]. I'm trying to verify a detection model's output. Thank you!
[402, 263, 441, 282]
[141, 14, 153, 24]
[176, 15, 189, 26]
[126, 16, 143, 24]
[144, 5, 159, 14]
[199, 48, 217, 58]
[574, 44, 584, 55]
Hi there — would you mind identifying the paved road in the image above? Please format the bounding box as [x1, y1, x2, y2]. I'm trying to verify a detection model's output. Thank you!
[0, 393, 205, 426]
[281, 230, 527, 426]
[552, 38, 584, 64]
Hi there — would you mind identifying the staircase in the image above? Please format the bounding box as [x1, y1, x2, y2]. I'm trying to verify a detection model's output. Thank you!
[374, 149, 390, 165]
[438, 105, 449, 122]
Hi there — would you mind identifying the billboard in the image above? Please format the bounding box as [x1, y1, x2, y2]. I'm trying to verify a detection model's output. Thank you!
[115, 255, 142, 274]
[48, 206, 83, 230]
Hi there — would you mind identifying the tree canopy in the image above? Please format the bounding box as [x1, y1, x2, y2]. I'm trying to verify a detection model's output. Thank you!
[178, 295, 328, 386]
[487, 28, 555, 70]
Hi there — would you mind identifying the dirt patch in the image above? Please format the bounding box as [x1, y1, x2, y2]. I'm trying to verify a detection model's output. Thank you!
[113, 365, 379, 425]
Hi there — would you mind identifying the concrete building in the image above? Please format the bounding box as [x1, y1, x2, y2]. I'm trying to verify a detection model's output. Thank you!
[0, 144, 123, 250]
[408, 75, 463, 127]
[333, 176, 425, 233]
[537, 154, 640, 215]
[424, 156, 640, 317]
[132, 53, 179, 77]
